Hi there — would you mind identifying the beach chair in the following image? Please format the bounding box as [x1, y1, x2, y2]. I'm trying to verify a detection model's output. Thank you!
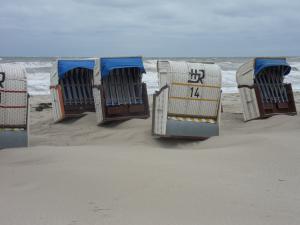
[50, 59, 97, 122]
[236, 57, 297, 121]
[0, 64, 29, 148]
[92, 57, 150, 124]
[152, 60, 222, 139]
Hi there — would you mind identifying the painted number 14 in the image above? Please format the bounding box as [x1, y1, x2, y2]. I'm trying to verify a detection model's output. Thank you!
[190, 87, 200, 98]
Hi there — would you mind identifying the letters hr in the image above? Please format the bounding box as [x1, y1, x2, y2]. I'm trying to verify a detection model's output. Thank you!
[188, 69, 205, 84]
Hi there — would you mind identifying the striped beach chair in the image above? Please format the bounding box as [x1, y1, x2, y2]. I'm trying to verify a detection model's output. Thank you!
[152, 60, 222, 139]
[0, 64, 29, 148]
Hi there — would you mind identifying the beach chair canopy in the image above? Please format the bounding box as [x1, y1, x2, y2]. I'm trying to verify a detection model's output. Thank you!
[237, 57, 292, 87]
[100, 57, 145, 78]
[58, 60, 95, 78]
[254, 58, 291, 76]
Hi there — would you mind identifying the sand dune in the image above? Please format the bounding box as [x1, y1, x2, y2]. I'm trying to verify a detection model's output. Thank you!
[0, 93, 300, 225]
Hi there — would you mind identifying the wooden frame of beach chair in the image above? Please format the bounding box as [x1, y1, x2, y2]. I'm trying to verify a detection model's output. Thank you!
[236, 57, 297, 121]
[92, 57, 150, 124]
[0, 64, 29, 149]
[152, 60, 222, 139]
[50, 59, 97, 122]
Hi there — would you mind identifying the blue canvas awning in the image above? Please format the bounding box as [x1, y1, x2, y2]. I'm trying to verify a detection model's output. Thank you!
[58, 60, 95, 78]
[254, 58, 291, 76]
[101, 57, 145, 78]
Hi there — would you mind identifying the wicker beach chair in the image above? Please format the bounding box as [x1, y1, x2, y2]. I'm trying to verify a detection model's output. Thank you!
[51, 57, 150, 124]
[236, 57, 297, 121]
[93, 57, 149, 124]
[50, 59, 97, 122]
[0, 64, 29, 148]
[152, 60, 222, 139]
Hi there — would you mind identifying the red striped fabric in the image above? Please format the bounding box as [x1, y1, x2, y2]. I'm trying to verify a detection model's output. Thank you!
[0, 105, 27, 108]
[0, 89, 27, 93]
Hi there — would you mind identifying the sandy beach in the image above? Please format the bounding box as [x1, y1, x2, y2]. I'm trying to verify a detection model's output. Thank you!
[0, 92, 300, 225]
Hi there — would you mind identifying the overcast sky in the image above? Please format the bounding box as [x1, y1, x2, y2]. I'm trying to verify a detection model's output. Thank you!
[1, 0, 300, 57]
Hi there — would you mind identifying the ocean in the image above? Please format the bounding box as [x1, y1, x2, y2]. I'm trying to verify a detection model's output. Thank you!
[1, 57, 300, 95]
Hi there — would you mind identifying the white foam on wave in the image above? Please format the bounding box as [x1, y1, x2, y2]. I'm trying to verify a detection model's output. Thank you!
[143, 60, 159, 94]
[143, 60, 157, 72]
[10, 61, 53, 69]
[286, 62, 300, 92]
[26, 72, 50, 95]
[142, 71, 159, 95]
[221, 70, 238, 93]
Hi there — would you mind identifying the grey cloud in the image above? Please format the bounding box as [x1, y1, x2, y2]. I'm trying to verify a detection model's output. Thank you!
[0, 0, 300, 56]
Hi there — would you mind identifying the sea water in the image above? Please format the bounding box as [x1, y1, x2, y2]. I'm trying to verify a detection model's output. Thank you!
[0, 57, 300, 95]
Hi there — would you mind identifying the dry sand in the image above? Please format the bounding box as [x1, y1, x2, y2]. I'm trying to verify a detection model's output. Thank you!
[0, 93, 300, 225]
